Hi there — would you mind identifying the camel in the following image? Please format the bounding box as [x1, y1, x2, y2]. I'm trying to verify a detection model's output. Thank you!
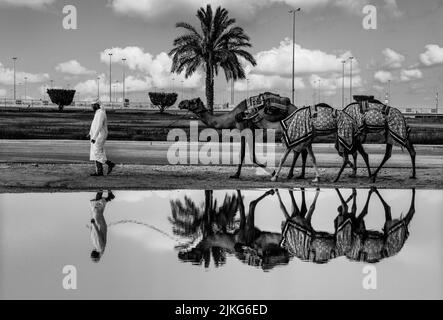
[270, 103, 372, 182]
[335, 187, 415, 263]
[277, 188, 339, 264]
[178, 95, 309, 180]
[279, 187, 415, 264]
[174, 187, 415, 269]
[343, 96, 416, 182]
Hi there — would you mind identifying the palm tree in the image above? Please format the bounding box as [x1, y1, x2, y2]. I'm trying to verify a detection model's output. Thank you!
[169, 4, 256, 114]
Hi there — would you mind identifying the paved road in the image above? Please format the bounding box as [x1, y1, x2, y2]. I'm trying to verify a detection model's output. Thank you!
[1, 139, 442, 168]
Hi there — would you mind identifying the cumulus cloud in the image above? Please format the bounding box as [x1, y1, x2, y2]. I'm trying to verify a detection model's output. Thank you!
[400, 69, 423, 82]
[382, 48, 405, 69]
[0, 0, 55, 8]
[0, 62, 50, 85]
[419, 44, 443, 67]
[251, 38, 357, 77]
[233, 39, 357, 92]
[109, 0, 373, 21]
[309, 73, 362, 91]
[383, 0, 403, 18]
[374, 70, 393, 83]
[55, 60, 95, 75]
[235, 74, 304, 92]
[100, 47, 202, 89]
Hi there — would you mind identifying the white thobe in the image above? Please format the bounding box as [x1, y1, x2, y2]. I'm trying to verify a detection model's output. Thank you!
[89, 109, 108, 163]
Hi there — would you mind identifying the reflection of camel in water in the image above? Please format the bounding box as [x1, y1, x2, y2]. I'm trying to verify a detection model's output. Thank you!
[88, 190, 115, 262]
[278, 188, 338, 264]
[337, 187, 416, 263]
[280, 188, 415, 264]
[172, 188, 415, 270]
[173, 189, 290, 271]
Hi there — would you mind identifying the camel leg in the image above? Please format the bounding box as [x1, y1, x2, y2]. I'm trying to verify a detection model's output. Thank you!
[334, 152, 350, 183]
[373, 189, 392, 222]
[230, 137, 246, 179]
[405, 140, 416, 179]
[298, 150, 308, 179]
[357, 142, 372, 178]
[350, 152, 358, 178]
[307, 145, 320, 183]
[276, 189, 291, 220]
[372, 143, 393, 182]
[305, 188, 320, 222]
[287, 151, 299, 180]
[252, 133, 273, 175]
[271, 148, 292, 182]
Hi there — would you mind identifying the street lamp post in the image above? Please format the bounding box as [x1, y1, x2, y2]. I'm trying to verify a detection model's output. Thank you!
[388, 79, 391, 105]
[24, 76, 27, 101]
[349, 56, 354, 103]
[181, 80, 184, 101]
[246, 78, 250, 99]
[97, 76, 100, 99]
[122, 58, 126, 105]
[231, 79, 234, 105]
[289, 8, 301, 105]
[341, 60, 346, 109]
[12, 57, 17, 101]
[108, 53, 113, 104]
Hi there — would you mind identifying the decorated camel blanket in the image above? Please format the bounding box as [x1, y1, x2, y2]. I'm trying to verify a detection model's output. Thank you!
[344, 101, 410, 147]
[280, 220, 336, 263]
[280, 220, 312, 261]
[242, 92, 291, 120]
[281, 104, 337, 151]
[336, 110, 360, 153]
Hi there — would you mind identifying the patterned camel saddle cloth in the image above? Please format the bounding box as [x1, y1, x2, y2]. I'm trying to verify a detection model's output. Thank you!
[336, 110, 359, 152]
[237, 92, 291, 123]
[280, 220, 313, 261]
[344, 95, 411, 147]
[281, 104, 337, 149]
[384, 220, 409, 258]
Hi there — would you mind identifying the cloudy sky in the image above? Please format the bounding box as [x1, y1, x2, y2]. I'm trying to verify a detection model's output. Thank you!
[0, 0, 442, 108]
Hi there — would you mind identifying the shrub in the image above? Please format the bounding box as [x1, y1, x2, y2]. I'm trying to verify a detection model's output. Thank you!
[47, 89, 76, 111]
[148, 92, 178, 113]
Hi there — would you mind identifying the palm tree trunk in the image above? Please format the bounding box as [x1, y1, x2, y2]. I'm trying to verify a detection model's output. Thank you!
[205, 63, 214, 115]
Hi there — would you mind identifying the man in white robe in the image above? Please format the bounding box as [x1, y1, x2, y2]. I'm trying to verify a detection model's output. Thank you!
[89, 99, 115, 176]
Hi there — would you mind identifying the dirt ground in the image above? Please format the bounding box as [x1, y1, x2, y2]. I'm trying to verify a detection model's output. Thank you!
[1, 163, 441, 193]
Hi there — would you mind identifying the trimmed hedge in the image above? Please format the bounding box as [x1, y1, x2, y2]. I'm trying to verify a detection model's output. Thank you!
[47, 89, 76, 111]
[148, 92, 178, 113]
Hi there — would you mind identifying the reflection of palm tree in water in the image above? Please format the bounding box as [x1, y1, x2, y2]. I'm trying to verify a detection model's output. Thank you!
[89, 190, 115, 262]
[172, 189, 288, 270]
[170, 190, 240, 268]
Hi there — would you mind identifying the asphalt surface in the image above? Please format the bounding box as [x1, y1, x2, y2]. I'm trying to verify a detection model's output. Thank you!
[1, 139, 442, 168]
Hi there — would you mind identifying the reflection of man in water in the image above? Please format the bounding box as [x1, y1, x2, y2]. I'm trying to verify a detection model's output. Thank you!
[89, 190, 115, 262]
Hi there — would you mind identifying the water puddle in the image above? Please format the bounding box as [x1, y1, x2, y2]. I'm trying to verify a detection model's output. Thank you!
[0, 188, 442, 299]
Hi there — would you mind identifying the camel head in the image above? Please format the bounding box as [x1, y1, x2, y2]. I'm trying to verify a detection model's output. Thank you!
[178, 97, 208, 115]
